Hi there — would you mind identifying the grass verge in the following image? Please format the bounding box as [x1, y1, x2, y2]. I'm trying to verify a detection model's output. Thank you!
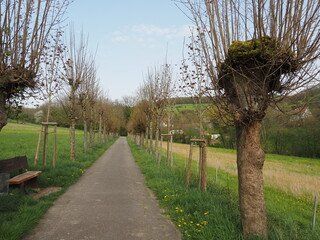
[0, 123, 118, 240]
[128, 138, 320, 240]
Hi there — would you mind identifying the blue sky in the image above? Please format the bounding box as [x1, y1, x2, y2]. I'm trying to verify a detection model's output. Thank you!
[66, 0, 191, 101]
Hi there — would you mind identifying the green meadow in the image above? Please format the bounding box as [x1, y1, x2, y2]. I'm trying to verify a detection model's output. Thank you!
[128, 138, 320, 240]
[0, 122, 117, 240]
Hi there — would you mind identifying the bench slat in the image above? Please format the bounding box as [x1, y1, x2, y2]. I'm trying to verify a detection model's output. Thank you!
[0, 156, 28, 173]
[8, 171, 42, 185]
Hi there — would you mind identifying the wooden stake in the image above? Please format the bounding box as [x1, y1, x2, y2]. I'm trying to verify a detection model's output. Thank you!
[42, 125, 48, 166]
[170, 135, 173, 166]
[159, 135, 163, 164]
[312, 195, 318, 231]
[53, 125, 57, 168]
[34, 125, 44, 166]
[186, 142, 193, 188]
[200, 141, 207, 191]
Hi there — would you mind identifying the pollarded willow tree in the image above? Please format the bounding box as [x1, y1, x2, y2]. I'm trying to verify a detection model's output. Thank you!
[179, 0, 320, 238]
[0, 0, 70, 131]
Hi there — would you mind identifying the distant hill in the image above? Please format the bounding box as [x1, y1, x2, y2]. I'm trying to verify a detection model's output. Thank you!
[172, 96, 211, 105]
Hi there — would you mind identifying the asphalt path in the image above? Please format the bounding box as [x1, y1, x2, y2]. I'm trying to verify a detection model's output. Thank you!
[24, 137, 181, 240]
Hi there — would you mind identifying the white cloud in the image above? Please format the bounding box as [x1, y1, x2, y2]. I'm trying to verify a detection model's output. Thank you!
[111, 24, 193, 44]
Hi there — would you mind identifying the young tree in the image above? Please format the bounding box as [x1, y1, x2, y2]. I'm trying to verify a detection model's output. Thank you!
[0, 0, 70, 131]
[141, 64, 174, 160]
[63, 27, 93, 161]
[127, 99, 149, 145]
[180, 33, 209, 138]
[78, 59, 98, 152]
[179, 0, 320, 238]
[40, 30, 66, 122]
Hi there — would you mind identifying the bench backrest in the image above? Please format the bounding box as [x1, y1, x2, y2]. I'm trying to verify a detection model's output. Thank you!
[0, 156, 28, 174]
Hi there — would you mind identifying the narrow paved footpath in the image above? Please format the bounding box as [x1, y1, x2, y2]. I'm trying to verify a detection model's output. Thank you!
[24, 137, 181, 240]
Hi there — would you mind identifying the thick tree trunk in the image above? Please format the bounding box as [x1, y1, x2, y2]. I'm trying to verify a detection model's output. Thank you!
[155, 126, 159, 161]
[103, 124, 107, 142]
[83, 120, 88, 153]
[89, 120, 94, 149]
[145, 127, 149, 150]
[98, 113, 102, 144]
[0, 93, 7, 131]
[70, 119, 76, 161]
[236, 120, 267, 239]
[140, 132, 144, 147]
[149, 123, 153, 154]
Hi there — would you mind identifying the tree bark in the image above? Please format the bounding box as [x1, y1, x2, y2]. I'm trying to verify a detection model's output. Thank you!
[70, 119, 76, 161]
[140, 132, 144, 147]
[155, 125, 159, 161]
[0, 93, 7, 131]
[103, 124, 107, 142]
[98, 113, 102, 144]
[83, 120, 88, 153]
[145, 127, 149, 150]
[46, 96, 52, 122]
[89, 120, 94, 149]
[149, 123, 153, 154]
[236, 120, 267, 239]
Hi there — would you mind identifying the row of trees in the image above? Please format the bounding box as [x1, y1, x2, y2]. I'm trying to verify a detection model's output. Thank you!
[127, 0, 320, 239]
[127, 63, 175, 160]
[0, 0, 124, 161]
[0, 0, 71, 131]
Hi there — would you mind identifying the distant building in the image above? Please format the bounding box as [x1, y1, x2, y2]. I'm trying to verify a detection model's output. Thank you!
[210, 134, 221, 140]
[170, 129, 184, 135]
[290, 106, 312, 122]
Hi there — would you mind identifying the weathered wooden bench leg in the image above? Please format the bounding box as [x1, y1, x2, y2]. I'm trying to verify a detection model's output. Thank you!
[28, 177, 39, 189]
[19, 182, 26, 193]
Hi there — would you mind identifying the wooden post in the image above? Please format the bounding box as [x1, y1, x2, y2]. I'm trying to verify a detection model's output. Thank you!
[216, 167, 218, 184]
[53, 125, 57, 168]
[170, 135, 173, 166]
[42, 125, 48, 166]
[189, 139, 207, 191]
[36, 122, 58, 167]
[159, 135, 163, 164]
[186, 142, 193, 188]
[198, 143, 202, 187]
[312, 195, 318, 231]
[34, 125, 44, 166]
[166, 136, 170, 164]
[200, 140, 207, 191]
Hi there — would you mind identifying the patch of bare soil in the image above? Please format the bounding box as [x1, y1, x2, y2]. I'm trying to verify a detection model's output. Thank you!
[31, 187, 62, 199]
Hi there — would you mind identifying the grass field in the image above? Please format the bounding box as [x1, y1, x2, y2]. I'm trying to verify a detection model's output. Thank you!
[0, 122, 117, 240]
[173, 104, 209, 114]
[167, 142, 320, 196]
[129, 138, 320, 239]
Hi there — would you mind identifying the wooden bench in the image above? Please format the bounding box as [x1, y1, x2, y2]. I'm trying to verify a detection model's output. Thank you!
[0, 156, 42, 192]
